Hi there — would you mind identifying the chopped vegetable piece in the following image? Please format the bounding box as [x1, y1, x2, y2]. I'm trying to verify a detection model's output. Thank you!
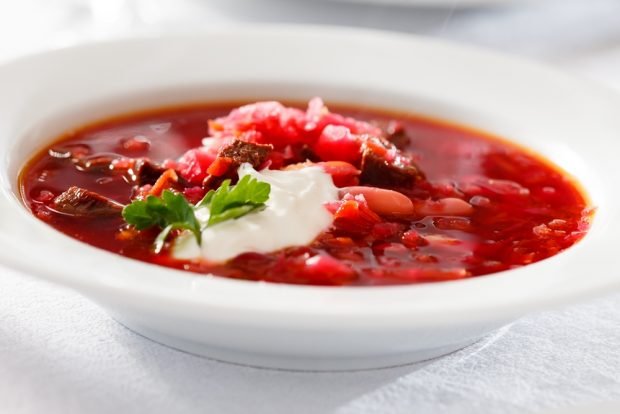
[332, 194, 382, 235]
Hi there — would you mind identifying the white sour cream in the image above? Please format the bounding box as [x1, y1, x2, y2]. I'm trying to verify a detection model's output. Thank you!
[173, 164, 338, 262]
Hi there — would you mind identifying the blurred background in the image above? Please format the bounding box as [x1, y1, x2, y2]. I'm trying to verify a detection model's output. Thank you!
[1, 0, 620, 89]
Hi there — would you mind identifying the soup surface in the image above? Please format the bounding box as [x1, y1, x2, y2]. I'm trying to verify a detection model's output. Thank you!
[21, 99, 591, 286]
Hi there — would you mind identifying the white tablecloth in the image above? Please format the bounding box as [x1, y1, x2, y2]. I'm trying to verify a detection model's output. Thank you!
[2, 1, 620, 413]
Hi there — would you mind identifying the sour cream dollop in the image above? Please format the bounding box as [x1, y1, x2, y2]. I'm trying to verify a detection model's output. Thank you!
[173, 163, 338, 262]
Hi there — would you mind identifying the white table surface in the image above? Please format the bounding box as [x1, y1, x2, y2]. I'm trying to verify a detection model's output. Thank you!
[2, 1, 620, 413]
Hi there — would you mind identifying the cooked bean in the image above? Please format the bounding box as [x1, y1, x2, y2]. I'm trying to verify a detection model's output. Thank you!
[339, 186, 414, 216]
[414, 197, 474, 217]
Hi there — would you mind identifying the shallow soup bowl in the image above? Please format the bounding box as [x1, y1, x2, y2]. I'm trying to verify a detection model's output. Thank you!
[0, 26, 619, 370]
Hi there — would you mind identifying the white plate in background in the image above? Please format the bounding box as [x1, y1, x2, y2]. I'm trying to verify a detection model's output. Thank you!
[325, 0, 520, 7]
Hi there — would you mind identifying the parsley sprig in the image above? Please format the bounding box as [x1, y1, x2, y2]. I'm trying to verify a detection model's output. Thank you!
[122, 190, 202, 254]
[122, 174, 271, 253]
[198, 175, 271, 226]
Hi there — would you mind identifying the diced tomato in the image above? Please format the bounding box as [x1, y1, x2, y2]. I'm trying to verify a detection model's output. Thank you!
[332, 194, 382, 235]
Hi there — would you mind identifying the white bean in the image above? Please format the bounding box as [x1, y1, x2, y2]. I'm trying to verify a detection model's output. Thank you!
[414, 197, 474, 217]
[339, 186, 414, 216]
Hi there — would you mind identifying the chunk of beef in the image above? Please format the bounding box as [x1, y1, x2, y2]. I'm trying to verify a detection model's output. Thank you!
[218, 140, 273, 169]
[359, 137, 424, 188]
[205, 140, 274, 180]
[132, 159, 167, 186]
[371, 120, 411, 150]
[384, 121, 411, 150]
[51, 186, 123, 217]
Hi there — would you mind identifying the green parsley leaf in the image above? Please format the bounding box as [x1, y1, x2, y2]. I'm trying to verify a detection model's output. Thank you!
[122, 190, 202, 253]
[198, 174, 271, 227]
[207, 203, 267, 226]
[121, 174, 271, 253]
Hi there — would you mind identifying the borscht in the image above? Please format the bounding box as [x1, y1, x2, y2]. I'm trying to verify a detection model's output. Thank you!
[20, 99, 592, 286]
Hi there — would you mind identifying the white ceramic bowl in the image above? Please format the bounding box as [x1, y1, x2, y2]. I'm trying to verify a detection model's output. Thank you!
[0, 26, 619, 371]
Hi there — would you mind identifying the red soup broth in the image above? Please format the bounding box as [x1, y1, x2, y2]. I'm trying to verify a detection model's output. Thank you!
[20, 102, 592, 286]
